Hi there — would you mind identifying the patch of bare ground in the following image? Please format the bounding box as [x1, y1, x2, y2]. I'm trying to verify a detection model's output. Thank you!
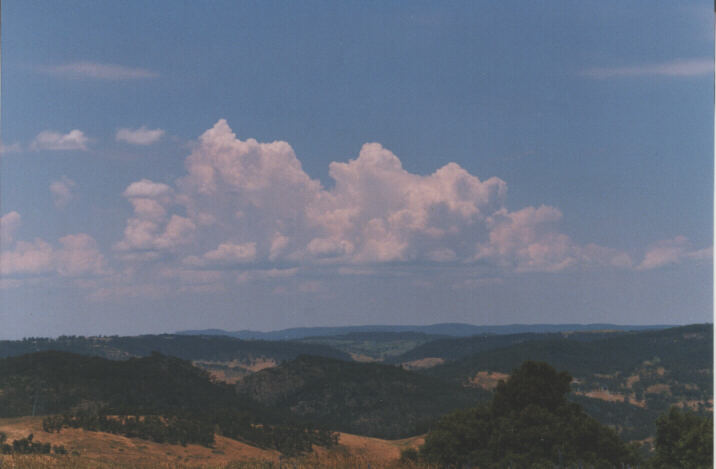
[625, 374, 640, 389]
[467, 371, 510, 390]
[645, 384, 671, 395]
[0, 418, 426, 469]
[401, 357, 444, 370]
[313, 433, 423, 465]
[349, 353, 378, 363]
[195, 358, 278, 383]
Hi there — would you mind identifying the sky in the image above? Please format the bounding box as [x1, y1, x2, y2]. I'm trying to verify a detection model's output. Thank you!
[0, 1, 713, 339]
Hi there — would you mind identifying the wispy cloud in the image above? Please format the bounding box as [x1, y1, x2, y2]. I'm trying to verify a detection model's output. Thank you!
[44, 62, 158, 80]
[116, 126, 165, 145]
[582, 58, 713, 79]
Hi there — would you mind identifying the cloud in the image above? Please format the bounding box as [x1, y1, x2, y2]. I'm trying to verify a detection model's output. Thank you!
[637, 236, 712, 270]
[473, 206, 634, 273]
[0, 239, 55, 276]
[44, 62, 158, 80]
[113, 119, 633, 277]
[123, 179, 172, 199]
[54, 234, 108, 276]
[0, 230, 107, 278]
[31, 130, 89, 151]
[116, 126, 165, 145]
[115, 213, 195, 254]
[582, 58, 713, 79]
[50, 176, 76, 208]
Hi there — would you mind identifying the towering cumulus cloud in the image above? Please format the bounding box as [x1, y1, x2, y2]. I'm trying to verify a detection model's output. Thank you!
[115, 119, 635, 273]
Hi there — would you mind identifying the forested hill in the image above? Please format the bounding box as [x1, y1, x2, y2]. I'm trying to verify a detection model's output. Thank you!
[0, 351, 255, 418]
[236, 355, 488, 439]
[0, 334, 350, 363]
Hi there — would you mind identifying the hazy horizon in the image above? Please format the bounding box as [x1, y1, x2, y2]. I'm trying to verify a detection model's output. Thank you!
[1, 1, 712, 339]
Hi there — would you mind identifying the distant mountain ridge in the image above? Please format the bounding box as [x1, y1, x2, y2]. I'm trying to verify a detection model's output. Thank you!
[178, 323, 673, 340]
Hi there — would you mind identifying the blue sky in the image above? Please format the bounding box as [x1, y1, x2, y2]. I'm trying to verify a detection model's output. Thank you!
[1, 1, 712, 338]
